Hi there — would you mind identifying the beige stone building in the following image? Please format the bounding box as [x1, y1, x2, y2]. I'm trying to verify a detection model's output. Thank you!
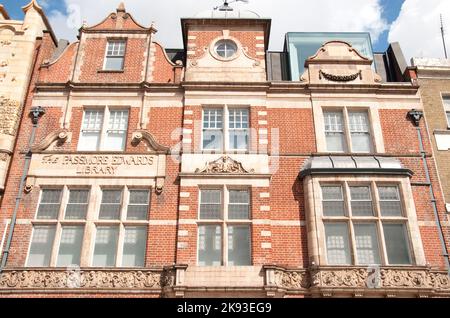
[0, 1, 56, 197]
[411, 58, 450, 213]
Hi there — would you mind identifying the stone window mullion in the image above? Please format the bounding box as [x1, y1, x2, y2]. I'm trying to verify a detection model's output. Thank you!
[115, 186, 128, 266]
[116, 224, 125, 267]
[224, 105, 229, 152]
[99, 106, 110, 150]
[223, 185, 229, 265]
[49, 222, 62, 267]
[342, 108, 352, 152]
[344, 183, 357, 264]
[83, 185, 101, 267]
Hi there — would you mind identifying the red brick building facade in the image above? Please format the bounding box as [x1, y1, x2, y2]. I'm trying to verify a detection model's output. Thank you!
[0, 2, 449, 298]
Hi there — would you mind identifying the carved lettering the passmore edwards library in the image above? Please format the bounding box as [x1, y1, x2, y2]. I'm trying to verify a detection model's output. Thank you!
[40, 154, 155, 176]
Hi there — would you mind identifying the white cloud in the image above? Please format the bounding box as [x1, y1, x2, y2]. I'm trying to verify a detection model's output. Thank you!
[388, 0, 450, 63]
[48, 0, 388, 50]
[39, 0, 50, 8]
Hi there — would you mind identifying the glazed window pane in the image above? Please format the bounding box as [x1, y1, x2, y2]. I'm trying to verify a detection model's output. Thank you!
[198, 225, 222, 266]
[122, 226, 147, 267]
[322, 186, 345, 216]
[324, 111, 346, 152]
[99, 190, 122, 220]
[37, 189, 62, 219]
[92, 226, 119, 267]
[56, 226, 84, 267]
[325, 223, 351, 265]
[378, 186, 402, 217]
[350, 186, 373, 216]
[127, 190, 150, 220]
[383, 223, 411, 265]
[354, 224, 381, 265]
[27, 226, 56, 267]
[199, 190, 222, 219]
[228, 190, 250, 219]
[227, 225, 251, 266]
[65, 190, 89, 219]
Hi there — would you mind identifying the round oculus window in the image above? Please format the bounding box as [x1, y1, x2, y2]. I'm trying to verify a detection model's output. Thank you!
[215, 40, 238, 59]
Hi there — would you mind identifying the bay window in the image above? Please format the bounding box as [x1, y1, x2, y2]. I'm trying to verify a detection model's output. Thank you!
[321, 183, 412, 266]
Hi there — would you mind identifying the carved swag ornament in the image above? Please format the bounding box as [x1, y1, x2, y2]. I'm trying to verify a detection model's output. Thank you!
[319, 69, 362, 82]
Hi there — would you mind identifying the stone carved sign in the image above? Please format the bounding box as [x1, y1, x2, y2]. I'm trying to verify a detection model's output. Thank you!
[0, 98, 21, 136]
[29, 154, 159, 177]
[0, 269, 175, 290]
[195, 156, 255, 174]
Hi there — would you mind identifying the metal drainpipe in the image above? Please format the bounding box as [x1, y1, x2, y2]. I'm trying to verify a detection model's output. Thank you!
[408, 109, 450, 276]
[0, 106, 45, 273]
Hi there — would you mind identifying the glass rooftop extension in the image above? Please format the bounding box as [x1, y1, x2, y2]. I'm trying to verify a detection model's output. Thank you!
[286, 32, 375, 81]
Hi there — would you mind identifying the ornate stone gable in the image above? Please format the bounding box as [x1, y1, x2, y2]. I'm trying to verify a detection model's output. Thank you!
[302, 41, 382, 84]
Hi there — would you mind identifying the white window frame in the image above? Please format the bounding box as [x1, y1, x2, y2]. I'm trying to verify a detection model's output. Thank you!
[197, 186, 252, 266]
[103, 39, 126, 71]
[27, 187, 87, 267]
[441, 94, 450, 128]
[320, 181, 413, 266]
[323, 108, 374, 153]
[201, 105, 250, 153]
[78, 106, 129, 152]
[27, 186, 150, 268]
[91, 186, 150, 267]
[215, 39, 238, 59]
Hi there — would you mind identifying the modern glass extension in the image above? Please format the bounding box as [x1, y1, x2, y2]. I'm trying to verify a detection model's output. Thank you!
[286, 32, 375, 81]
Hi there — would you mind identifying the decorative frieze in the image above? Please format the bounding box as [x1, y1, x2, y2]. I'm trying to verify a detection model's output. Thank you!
[0, 268, 175, 290]
[0, 266, 449, 296]
[0, 153, 9, 162]
[0, 97, 21, 136]
[269, 266, 450, 294]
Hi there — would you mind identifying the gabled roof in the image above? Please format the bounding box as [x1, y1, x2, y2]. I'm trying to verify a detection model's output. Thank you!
[22, 0, 57, 44]
[0, 4, 10, 20]
[81, 2, 156, 34]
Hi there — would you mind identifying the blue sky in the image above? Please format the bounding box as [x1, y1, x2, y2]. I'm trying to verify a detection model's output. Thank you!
[2, 0, 448, 62]
[1, 0, 404, 51]
[377, 0, 404, 51]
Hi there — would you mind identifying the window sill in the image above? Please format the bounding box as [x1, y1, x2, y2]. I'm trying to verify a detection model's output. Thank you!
[98, 70, 125, 73]
[200, 150, 251, 155]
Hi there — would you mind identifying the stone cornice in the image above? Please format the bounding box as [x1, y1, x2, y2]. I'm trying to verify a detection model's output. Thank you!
[35, 81, 183, 93]
[33, 80, 419, 96]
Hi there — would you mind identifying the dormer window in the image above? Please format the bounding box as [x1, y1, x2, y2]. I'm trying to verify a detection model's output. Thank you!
[104, 40, 126, 71]
[215, 40, 237, 59]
